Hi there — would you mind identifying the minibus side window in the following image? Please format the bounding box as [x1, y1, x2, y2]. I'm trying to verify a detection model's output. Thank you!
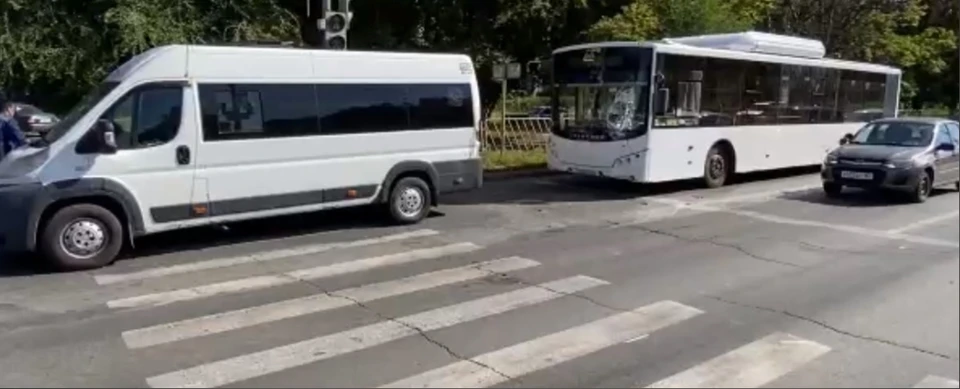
[99, 84, 184, 149]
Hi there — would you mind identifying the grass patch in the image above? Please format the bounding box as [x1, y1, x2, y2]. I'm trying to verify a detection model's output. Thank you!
[482, 149, 547, 171]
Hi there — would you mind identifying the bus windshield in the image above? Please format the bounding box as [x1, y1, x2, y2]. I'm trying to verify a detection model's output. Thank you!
[551, 47, 652, 141]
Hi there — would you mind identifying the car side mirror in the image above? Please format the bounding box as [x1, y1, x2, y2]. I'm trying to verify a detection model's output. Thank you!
[839, 133, 853, 145]
[936, 142, 956, 152]
[95, 119, 118, 154]
[654, 88, 671, 116]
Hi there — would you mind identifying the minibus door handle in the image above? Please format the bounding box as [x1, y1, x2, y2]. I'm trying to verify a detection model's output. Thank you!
[176, 145, 191, 165]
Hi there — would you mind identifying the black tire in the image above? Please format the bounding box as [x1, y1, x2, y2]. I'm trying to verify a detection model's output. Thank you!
[387, 177, 432, 224]
[703, 146, 731, 188]
[823, 182, 843, 198]
[39, 204, 124, 271]
[908, 171, 933, 204]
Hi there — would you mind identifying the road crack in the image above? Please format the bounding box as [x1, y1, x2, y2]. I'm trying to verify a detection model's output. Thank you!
[708, 295, 958, 361]
[627, 225, 803, 269]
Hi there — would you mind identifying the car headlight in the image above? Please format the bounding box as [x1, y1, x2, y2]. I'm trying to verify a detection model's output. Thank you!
[883, 160, 914, 169]
[823, 154, 838, 165]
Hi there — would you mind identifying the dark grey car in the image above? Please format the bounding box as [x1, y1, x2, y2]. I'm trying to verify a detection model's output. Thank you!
[821, 117, 960, 203]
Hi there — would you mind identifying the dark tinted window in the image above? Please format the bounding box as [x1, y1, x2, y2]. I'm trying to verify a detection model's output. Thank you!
[554, 47, 651, 84]
[200, 82, 473, 140]
[407, 84, 473, 129]
[649, 54, 892, 128]
[199, 84, 319, 141]
[317, 84, 409, 134]
[100, 84, 182, 149]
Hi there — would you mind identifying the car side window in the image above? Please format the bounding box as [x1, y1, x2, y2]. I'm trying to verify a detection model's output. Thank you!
[101, 85, 183, 149]
[946, 123, 960, 146]
[935, 125, 953, 148]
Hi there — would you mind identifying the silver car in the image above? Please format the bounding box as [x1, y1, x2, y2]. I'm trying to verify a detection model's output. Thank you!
[821, 117, 960, 203]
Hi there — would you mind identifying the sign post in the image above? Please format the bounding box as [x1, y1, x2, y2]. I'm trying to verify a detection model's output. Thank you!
[492, 62, 523, 133]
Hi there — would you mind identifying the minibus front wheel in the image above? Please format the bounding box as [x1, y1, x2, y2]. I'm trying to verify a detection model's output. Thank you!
[38, 204, 124, 271]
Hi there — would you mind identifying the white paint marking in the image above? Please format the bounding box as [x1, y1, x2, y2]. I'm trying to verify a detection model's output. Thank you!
[144, 275, 609, 388]
[121, 257, 540, 349]
[107, 242, 481, 309]
[703, 207, 959, 248]
[913, 375, 960, 388]
[645, 332, 830, 388]
[95, 229, 440, 285]
[625, 334, 650, 344]
[888, 210, 960, 234]
[381, 301, 703, 388]
[697, 185, 819, 206]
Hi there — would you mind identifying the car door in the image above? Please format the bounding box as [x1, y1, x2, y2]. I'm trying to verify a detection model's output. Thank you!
[941, 122, 960, 184]
[933, 123, 959, 185]
[81, 82, 198, 232]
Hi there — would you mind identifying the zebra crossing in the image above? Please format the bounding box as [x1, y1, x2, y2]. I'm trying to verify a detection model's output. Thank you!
[92, 228, 959, 388]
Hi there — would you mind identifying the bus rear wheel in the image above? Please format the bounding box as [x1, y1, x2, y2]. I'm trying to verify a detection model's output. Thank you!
[703, 146, 731, 188]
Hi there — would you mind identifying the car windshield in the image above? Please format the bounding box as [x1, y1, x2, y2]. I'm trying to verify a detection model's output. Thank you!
[850, 121, 935, 147]
[41, 81, 120, 145]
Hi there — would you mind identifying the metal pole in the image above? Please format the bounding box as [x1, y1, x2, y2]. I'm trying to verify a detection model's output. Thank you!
[501, 73, 507, 159]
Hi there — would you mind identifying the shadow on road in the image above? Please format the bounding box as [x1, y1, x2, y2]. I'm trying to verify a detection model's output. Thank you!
[1, 165, 821, 276]
[446, 165, 821, 206]
[779, 186, 957, 208]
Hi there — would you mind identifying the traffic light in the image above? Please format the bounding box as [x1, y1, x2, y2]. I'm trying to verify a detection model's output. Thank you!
[321, 0, 351, 50]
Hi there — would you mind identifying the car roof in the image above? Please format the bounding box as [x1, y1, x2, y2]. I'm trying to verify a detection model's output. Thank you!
[872, 116, 956, 125]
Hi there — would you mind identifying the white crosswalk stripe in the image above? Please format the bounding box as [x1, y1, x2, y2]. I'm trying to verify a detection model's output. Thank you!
[95, 232, 945, 389]
[913, 375, 960, 388]
[144, 275, 610, 388]
[122, 256, 541, 349]
[107, 242, 481, 309]
[94, 229, 440, 285]
[380, 301, 703, 388]
[645, 332, 831, 388]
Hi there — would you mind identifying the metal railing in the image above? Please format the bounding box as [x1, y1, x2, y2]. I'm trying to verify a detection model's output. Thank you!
[479, 116, 552, 153]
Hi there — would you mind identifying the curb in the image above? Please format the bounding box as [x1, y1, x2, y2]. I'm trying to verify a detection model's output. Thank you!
[483, 167, 561, 181]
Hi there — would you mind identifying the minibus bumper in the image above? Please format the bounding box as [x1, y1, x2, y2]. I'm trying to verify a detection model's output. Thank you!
[0, 183, 40, 254]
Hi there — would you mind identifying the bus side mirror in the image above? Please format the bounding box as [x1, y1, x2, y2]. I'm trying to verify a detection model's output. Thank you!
[839, 133, 853, 145]
[95, 119, 118, 154]
[655, 88, 671, 116]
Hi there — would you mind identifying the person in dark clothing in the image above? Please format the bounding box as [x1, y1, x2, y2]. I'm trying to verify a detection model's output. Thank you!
[0, 93, 28, 158]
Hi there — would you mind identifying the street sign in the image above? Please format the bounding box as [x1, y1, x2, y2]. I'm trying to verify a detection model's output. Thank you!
[492, 64, 506, 81]
[492, 62, 522, 81]
[507, 63, 522, 79]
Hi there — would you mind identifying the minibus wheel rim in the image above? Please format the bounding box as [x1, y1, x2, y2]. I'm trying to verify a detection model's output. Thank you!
[397, 187, 425, 217]
[59, 218, 107, 259]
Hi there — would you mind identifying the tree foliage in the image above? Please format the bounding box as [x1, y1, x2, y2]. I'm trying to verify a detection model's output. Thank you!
[1, 0, 957, 111]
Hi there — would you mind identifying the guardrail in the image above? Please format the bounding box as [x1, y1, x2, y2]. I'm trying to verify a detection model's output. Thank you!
[480, 117, 552, 153]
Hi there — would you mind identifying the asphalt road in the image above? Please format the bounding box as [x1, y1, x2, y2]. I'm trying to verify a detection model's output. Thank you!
[0, 169, 958, 388]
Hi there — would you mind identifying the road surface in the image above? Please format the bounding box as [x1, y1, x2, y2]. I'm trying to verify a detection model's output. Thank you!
[0, 169, 958, 388]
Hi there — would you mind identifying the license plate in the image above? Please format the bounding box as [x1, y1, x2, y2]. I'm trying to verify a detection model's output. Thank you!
[840, 171, 873, 180]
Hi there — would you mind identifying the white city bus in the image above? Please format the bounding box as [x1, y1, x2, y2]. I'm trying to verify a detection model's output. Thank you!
[547, 31, 902, 187]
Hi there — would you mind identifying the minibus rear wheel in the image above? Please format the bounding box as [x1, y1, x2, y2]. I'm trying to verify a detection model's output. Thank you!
[387, 176, 432, 224]
[38, 204, 124, 271]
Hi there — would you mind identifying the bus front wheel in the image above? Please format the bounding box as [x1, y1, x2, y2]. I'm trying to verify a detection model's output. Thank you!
[703, 146, 731, 188]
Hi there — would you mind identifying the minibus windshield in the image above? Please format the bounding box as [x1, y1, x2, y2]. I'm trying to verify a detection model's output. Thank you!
[42, 82, 120, 145]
